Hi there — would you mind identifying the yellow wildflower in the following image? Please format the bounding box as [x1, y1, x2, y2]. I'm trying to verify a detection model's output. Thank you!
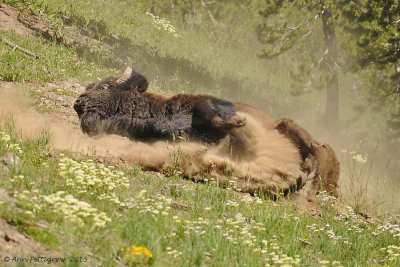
[123, 245, 153, 264]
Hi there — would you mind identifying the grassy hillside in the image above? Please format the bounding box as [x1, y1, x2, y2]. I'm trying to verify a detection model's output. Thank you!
[1, 126, 400, 266]
[3, 0, 302, 113]
[0, 30, 110, 83]
[11, 0, 268, 82]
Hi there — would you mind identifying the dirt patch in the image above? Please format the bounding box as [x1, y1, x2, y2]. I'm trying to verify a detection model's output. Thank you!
[0, 3, 54, 38]
[0, 219, 61, 266]
[0, 4, 35, 37]
[0, 3, 107, 53]
[32, 80, 85, 124]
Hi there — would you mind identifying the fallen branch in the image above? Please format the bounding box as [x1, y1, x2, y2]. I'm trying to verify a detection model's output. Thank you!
[200, 0, 218, 26]
[1, 37, 41, 59]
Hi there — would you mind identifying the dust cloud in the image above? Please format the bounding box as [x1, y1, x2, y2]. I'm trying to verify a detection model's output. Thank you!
[289, 101, 400, 215]
[0, 84, 305, 195]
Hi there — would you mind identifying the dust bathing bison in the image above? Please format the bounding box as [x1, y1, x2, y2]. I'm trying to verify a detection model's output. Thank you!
[74, 67, 340, 201]
[74, 67, 245, 143]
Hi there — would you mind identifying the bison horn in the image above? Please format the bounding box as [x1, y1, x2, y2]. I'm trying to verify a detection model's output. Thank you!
[117, 67, 133, 83]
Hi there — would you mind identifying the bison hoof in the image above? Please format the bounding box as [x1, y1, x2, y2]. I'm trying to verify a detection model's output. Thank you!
[225, 115, 246, 128]
[211, 115, 246, 130]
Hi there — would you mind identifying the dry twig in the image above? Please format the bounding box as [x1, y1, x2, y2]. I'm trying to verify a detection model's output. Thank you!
[1, 37, 41, 59]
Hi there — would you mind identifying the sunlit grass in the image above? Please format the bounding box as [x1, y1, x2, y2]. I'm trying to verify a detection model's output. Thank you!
[339, 146, 400, 217]
[0, 29, 111, 83]
[1, 123, 399, 266]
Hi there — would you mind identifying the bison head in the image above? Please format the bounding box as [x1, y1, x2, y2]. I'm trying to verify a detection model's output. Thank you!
[74, 68, 191, 139]
[73, 89, 114, 136]
[73, 67, 149, 136]
[74, 67, 148, 117]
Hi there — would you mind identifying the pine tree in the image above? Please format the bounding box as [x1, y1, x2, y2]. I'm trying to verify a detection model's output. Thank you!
[257, 0, 399, 128]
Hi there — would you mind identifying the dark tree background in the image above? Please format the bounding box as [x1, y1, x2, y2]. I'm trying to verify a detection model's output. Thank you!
[256, 0, 399, 130]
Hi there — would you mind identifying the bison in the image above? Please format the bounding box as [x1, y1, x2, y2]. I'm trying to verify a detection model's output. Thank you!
[74, 68, 340, 200]
[74, 67, 246, 143]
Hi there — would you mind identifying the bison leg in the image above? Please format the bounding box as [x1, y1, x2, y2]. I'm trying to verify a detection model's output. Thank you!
[309, 143, 340, 198]
[275, 118, 340, 198]
[211, 114, 246, 130]
[275, 118, 315, 161]
[193, 98, 246, 131]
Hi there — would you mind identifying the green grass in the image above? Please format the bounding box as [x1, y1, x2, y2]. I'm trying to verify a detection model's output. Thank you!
[3, 0, 294, 110]
[52, 88, 79, 98]
[6, 0, 394, 122]
[12, 0, 266, 82]
[0, 29, 112, 83]
[1, 124, 400, 267]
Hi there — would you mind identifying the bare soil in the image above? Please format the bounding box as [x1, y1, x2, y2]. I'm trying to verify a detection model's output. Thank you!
[0, 3, 107, 51]
[0, 3, 54, 38]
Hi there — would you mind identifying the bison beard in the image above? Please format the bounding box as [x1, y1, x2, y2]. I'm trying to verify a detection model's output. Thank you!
[74, 68, 340, 200]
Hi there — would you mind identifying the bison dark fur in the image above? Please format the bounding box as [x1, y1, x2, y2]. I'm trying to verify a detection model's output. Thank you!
[74, 69, 246, 142]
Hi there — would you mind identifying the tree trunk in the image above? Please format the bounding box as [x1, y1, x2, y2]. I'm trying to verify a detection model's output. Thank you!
[188, 0, 196, 17]
[321, 8, 339, 127]
[187, 0, 197, 30]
